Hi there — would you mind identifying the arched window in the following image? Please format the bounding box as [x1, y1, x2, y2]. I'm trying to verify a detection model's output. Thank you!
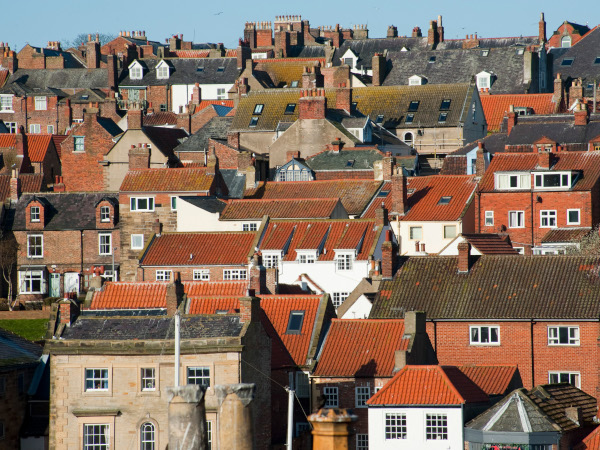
[140, 422, 155, 450]
[561, 36, 572, 48]
[403, 132, 414, 146]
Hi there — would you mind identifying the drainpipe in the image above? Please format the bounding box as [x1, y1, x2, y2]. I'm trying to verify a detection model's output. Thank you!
[531, 189, 535, 254]
[530, 319, 535, 388]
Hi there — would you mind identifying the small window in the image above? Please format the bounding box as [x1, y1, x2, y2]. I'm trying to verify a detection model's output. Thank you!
[217, 66, 225, 72]
[428, 56, 436, 63]
[480, 50, 489, 57]
[508, 211, 525, 228]
[346, 160, 355, 167]
[141, 368, 156, 391]
[156, 270, 172, 282]
[408, 101, 420, 112]
[29, 124, 41, 134]
[485, 211, 494, 226]
[0, 94, 14, 112]
[242, 223, 258, 231]
[470, 325, 500, 345]
[561, 58, 574, 66]
[85, 368, 109, 391]
[286, 311, 304, 334]
[207, 421, 212, 448]
[357, 434, 369, 450]
[74, 136, 85, 152]
[83, 424, 109, 450]
[130, 65, 143, 79]
[377, 190, 390, 198]
[426, 414, 448, 441]
[81, 94, 89, 100]
[409, 226, 422, 240]
[594, 57, 600, 65]
[385, 413, 407, 440]
[336, 253, 353, 271]
[438, 112, 448, 123]
[516, 48, 524, 55]
[30, 206, 40, 222]
[47, 125, 54, 134]
[100, 206, 110, 222]
[131, 234, 144, 250]
[355, 386, 370, 407]
[548, 326, 579, 345]
[290, 80, 299, 88]
[187, 367, 210, 387]
[249, 116, 259, 127]
[34, 96, 47, 111]
[98, 233, 112, 255]
[160, 104, 167, 112]
[438, 196, 451, 205]
[332, 292, 349, 308]
[170, 196, 177, 211]
[323, 386, 338, 407]
[253, 104, 264, 114]
[263, 253, 279, 269]
[157, 64, 169, 79]
[567, 209, 580, 225]
[561, 36, 572, 48]
[284, 103, 296, 114]
[193, 269, 210, 281]
[140, 422, 156, 449]
[130, 197, 155, 212]
[196, 67, 204, 72]
[443, 225, 456, 239]
[440, 99, 451, 110]
[27, 235, 43, 258]
[540, 210, 557, 228]
[405, 113, 414, 124]
[344, 57, 353, 66]
[549, 371, 580, 388]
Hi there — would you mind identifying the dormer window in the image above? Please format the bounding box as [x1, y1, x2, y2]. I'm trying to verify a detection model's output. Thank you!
[297, 250, 318, 264]
[438, 196, 451, 205]
[495, 173, 531, 190]
[533, 172, 576, 190]
[336, 252, 354, 271]
[515, 48, 524, 55]
[594, 57, 600, 65]
[100, 206, 111, 222]
[262, 251, 281, 269]
[30, 206, 40, 222]
[156, 61, 170, 79]
[217, 66, 225, 72]
[129, 62, 143, 80]
[196, 67, 204, 72]
[408, 75, 426, 86]
[561, 36, 572, 48]
[476, 71, 492, 90]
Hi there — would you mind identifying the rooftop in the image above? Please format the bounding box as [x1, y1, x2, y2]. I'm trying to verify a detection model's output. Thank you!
[120, 167, 215, 192]
[220, 198, 344, 220]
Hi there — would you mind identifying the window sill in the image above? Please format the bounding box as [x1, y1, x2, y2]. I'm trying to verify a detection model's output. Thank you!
[548, 343, 580, 347]
[0, 110, 14, 113]
[469, 342, 501, 346]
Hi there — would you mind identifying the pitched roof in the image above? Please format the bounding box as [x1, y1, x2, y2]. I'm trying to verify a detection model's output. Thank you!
[143, 111, 178, 126]
[0, 328, 42, 369]
[461, 234, 519, 255]
[362, 175, 477, 222]
[370, 255, 600, 320]
[305, 147, 384, 172]
[480, 94, 557, 132]
[194, 100, 234, 113]
[174, 117, 234, 153]
[505, 115, 600, 147]
[51, 135, 68, 157]
[478, 151, 600, 192]
[367, 365, 488, 406]
[0, 134, 54, 163]
[185, 281, 247, 297]
[140, 232, 255, 266]
[253, 59, 325, 88]
[313, 319, 410, 377]
[0, 68, 109, 95]
[456, 365, 519, 396]
[244, 179, 382, 216]
[120, 167, 215, 192]
[541, 227, 591, 244]
[220, 198, 343, 220]
[259, 219, 379, 261]
[577, 425, 600, 450]
[140, 126, 188, 156]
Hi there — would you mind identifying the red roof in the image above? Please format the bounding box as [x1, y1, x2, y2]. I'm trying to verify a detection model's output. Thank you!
[0, 69, 8, 88]
[367, 365, 488, 406]
[479, 151, 600, 192]
[143, 111, 178, 126]
[141, 232, 255, 266]
[0, 134, 53, 162]
[194, 100, 235, 113]
[220, 198, 342, 220]
[19, 173, 44, 193]
[185, 281, 247, 297]
[313, 319, 410, 377]
[259, 219, 378, 261]
[245, 180, 383, 216]
[90, 282, 167, 309]
[576, 425, 600, 450]
[456, 365, 517, 396]
[480, 94, 556, 132]
[51, 135, 67, 158]
[120, 167, 215, 192]
[171, 50, 210, 58]
[363, 175, 477, 222]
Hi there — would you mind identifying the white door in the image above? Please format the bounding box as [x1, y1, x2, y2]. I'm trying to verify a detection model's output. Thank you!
[64, 272, 80, 294]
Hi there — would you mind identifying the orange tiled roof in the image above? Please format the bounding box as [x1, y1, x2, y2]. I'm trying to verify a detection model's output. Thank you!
[184, 281, 247, 297]
[480, 94, 556, 132]
[478, 151, 600, 192]
[363, 176, 477, 222]
[313, 319, 410, 377]
[90, 282, 167, 309]
[0, 134, 15, 148]
[456, 365, 517, 396]
[220, 198, 341, 220]
[188, 297, 240, 314]
[172, 50, 210, 58]
[577, 425, 600, 450]
[120, 167, 215, 192]
[367, 365, 488, 405]
[259, 219, 378, 261]
[141, 232, 255, 266]
[143, 111, 178, 126]
[0, 69, 8, 88]
[27, 135, 53, 162]
[51, 135, 67, 158]
[245, 180, 383, 216]
[194, 100, 235, 113]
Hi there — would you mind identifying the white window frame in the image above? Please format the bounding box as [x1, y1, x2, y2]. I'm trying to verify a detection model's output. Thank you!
[141, 368, 156, 391]
[242, 223, 258, 231]
[336, 253, 353, 271]
[100, 206, 110, 222]
[298, 252, 316, 264]
[186, 366, 210, 388]
[485, 211, 494, 226]
[540, 210, 557, 228]
[533, 172, 573, 190]
[217, 88, 226, 100]
[83, 424, 110, 450]
[567, 209, 580, 225]
[385, 413, 407, 440]
[223, 269, 247, 280]
[130, 197, 155, 212]
[426, 413, 448, 440]
[130, 64, 143, 80]
[84, 368, 109, 391]
[131, 234, 144, 250]
[409, 226, 422, 240]
[29, 124, 41, 134]
[469, 325, 500, 345]
[98, 233, 112, 256]
[193, 269, 210, 281]
[156, 63, 169, 79]
[548, 326, 580, 346]
[27, 234, 43, 258]
[34, 96, 47, 111]
[443, 225, 457, 239]
[495, 173, 531, 190]
[30, 206, 40, 222]
[355, 386, 370, 407]
[508, 211, 525, 228]
[19, 270, 45, 294]
[0, 94, 13, 112]
[323, 386, 338, 407]
[74, 136, 85, 152]
[549, 371, 580, 388]
[140, 422, 156, 449]
[156, 270, 172, 282]
[263, 253, 280, 269]
[332, 292, 349, 309]
[47, 125, 54, 134]
[170, 196, 177, 211]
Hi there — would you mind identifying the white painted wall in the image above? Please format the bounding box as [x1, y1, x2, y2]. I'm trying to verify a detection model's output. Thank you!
[394, 220, 464, 255]
[438, 236, 483, 256]
[171, 84, 234, 113]
[340, 294, 372, 319]
[368, 406, 464, 450]
[176, 200, 261, 232]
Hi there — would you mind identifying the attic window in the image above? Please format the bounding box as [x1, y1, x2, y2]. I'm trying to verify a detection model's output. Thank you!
[351, 102, 357, 110]
[440, 99, 451, 110]
[408, 101, 420, 112]
[291, 80, 299, 88]
[438, 196, 451, 205]
[438, 112, 448, 123]
[217, 66, 225, 72]
[249, 117, 259, 127]
[405, 113, 415, 124]
[253, 104, 264, 115]
[428, 56, 436, 63]
[407, 188, 415, 195]
[376, 114, 384, 124]
[130, 65, 142, 79]
[346, 160, 355, 167]
[286, 311, 304, 334]
[594, 57, 600, 65]
[81, 94, 89, 100]
[284, 103, 296, 114]
[480, 50, 489, 57]
[196, 67, 204, 72]
[561, 58, 574, 66]
[377, 190, 390, 197]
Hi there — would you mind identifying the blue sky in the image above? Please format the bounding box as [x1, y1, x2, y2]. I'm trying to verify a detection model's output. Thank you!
[2, 0, 599, 50]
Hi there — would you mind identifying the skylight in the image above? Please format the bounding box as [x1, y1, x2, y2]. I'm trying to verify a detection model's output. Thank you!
[480, 50, 489, 57]
[438, 112, 448, 123]
[286, 311, 304, 334]
[196, 67, 204, 72]
[346, 160, 355, 167]
[405, 113, 415, 124]
[217, 66, 225, 72]
[376, 114, 384, 124]
[291, 80, 299, 88]
[377, 190, 390, 197]
[408, 101, 420, 112]
[81, 95, 89, 100]
[428, 56, 436, 63]
[284, 103, 296, 114]
[594, 57, 600, 65]
[253, 104, 264, 115]
[561, 58, 574, 66]
[249, 116, 259, 127]
[438, 196, 452, 205]
[440, 99, 451, 110]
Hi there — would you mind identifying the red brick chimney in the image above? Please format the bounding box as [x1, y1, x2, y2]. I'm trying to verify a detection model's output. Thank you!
[191, 83, 201, 105]
[412, 27, 422, 38]
[574, 102, 588, 126]
[331, 138, 343, 153]
[381, 230, 394, 279]
[391, 171, 408, 216]
[457, 242, 471, 273]
[239, 290, 260, 324]
[539, 12, 547, 43]
[537, 150, 553, 169]
[382, 152, 395, 181]
[53, 176, 66, 192]
[507, 105, 517, 135]
[59, 298, 78, 325]
[237, 39, 252, 71]
[375, 203, 388, 227]
[427, 20, 438, 46]
[128, 144, 151, 169]
[249, 253, 265, 294]
[9, 169, 20, 203]
[152, 218, 161, 235]
[552, 73, 563, 112]
[475, 142, 486, 177]
[227, 132, 240, 150]
[372, 53, 385, 87]
[335, 87, 352, 112]
[298, 89, 326, 120]
[266, 268, 278, 295]
[127, 107, 143, 129]
[286, 150, 300, 161]
[86, 33, 100, 69]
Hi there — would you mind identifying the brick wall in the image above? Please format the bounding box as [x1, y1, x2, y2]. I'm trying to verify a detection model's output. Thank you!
[208, 138, 239, 169]
[139, 265, 248, 282]
[146, 85, 170, 112]
[190, 107, 218, 134]
[313, 170, 374, 180]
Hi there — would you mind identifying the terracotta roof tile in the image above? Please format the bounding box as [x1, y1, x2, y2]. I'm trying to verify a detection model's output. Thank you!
[120, 167, 215, 192]
[90, 282, 167, 309]
[26, 135, 53, 162]
[541, 227, 592, 243]
[0, 69, 8, 88]
[220, 198, 342, 220]
[0, 134, 15, 148]
[313, 319, 410, 377]
[51, 135, 67, 158]
[141, 232, 255, 266]
[367, 365, 488, 406]
[245, 180, 382, 216]
[456, 365, 518, 396]
[461, 234, 519, 255]
[0, 173, 45, 202]
[143, 111, 178, 126]
[172, 50, 210, 58]
[185, 281, 247, 297]
[194, 100, 234, 113]
[577, 425, 600, 450]
[480, 94, 556, 132]
[188, 297, 240, 314]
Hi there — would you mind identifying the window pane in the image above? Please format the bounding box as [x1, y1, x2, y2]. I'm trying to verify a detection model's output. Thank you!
[490, 327, 499, 342]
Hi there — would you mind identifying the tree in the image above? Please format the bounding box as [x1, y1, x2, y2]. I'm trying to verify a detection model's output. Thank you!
[565, 226, 600, 256]
[0, 231, 19, 310]
[61, 33, 117, 50]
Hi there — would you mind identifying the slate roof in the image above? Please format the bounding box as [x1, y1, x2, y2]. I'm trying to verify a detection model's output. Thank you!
[61, 315, 244, 340]
[139, 126, 188, 156]
[0, 69, 110, 95]
[66, 88, 107, 104]
[11, 193, 118, 231]
[140, 232, 255, 266]
[220, 169, 246, 199]
[120, 167, 215, 192]
[362, 175, 477, 222]
[478, 151, 600, 192]
[119, 58, 239, 86]
[505, 115, 600, 147]
[383, 47, 538, 94]
[0, 328, 42, 370]
[220, 198, 342, 220]
[366, 365, 489, 406]
[461, 234, 519, 255]
[480, 94, 557, 132]
[305, 147, 383, 171]
[244, 179, 383, 216]
[370, 255, 600, 320]
[259, 219, 379, 261]
[313, 319, 410, 377]
[174, 117, 234, 153]
[332, 38, 430, 70]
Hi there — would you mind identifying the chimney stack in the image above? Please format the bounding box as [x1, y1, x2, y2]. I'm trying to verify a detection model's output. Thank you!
[331, 138, 343, 153]
[166, 272, 182, 315]
[574, 102, 589, 126]
[375, 203, 388, 228]
[53, 176, 66, 192]
[372, 53, 385, 87]
[298, 89, 326, 120]
[191, 83, 201, 105]
[9, 169, 20, 204]
[387, 25, 398, 38]
[239, 291, 260, 324]
[457, 242, 471, 273]
[167, 386, 209, 450]
[59, 298, 78, 326]
[391, 170, 408, 216]
[381, 230, 394, 279]
[86, 33, 100, 69]
[127, 106, 143, 129]
[539, 12, 547, 43]
[412, 26, 422, 38]
[308, 409, 357, 450]
[128, 143, 151, 169]
[537, 150, 553, 169]
[475, 141, 486, 177]
[216, 384, 256, 450]
[507, 105, 517, 135]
